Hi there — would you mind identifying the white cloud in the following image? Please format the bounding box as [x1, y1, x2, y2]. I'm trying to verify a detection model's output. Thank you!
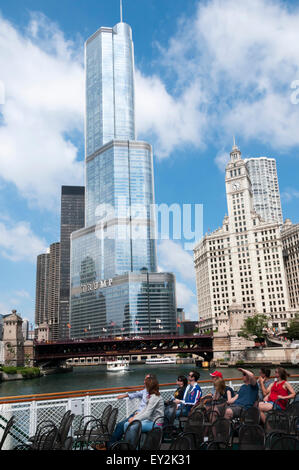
[158, 240, 195, 281]
[0, 12, 84, 210]
[215, 151, 230, 172]
[0, 220, 48, 262]
[135, 70, 206, 158]
[281, 188, 299, 202]
[157, 240, 199, 320]
[136, 0, 299, 159]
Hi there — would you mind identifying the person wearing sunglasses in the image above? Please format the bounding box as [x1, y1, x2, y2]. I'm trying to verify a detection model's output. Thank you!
[174, 371, 202, 417]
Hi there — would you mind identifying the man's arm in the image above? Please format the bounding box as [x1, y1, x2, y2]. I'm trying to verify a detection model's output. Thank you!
[239, 368, 257, 386]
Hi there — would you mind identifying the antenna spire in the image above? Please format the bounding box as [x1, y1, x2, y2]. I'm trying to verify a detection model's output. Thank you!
[120, 0, 123, 22]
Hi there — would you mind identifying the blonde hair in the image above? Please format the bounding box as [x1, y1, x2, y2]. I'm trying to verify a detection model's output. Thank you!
[214, 378, 226, 396]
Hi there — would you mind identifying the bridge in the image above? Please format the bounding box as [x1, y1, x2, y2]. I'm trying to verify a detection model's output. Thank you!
[34, 334, 213, 366]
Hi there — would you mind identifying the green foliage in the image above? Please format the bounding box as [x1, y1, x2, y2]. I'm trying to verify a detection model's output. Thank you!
[20, 368, 40, 379]
[1, 366, 40, 378]
[285, 316, 299, 341]
[238, 314, 269, 342]
[2, 366, 18, 375]
[236, 360, 245, 366]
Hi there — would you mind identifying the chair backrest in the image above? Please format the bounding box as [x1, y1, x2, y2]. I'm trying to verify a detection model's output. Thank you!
[241, 406, 260, 425]
[164, 403, 177, 426]
[58, 410, 72, 432]
[0, 417, 15, 450]
[123, 420, 142, 450]
[101, 404, 113, 428]
[37, 426, 59, 451]
[141, 428, 163, 450]
[58, 413, 75, 446]
[170, 435, 192, 450]
[207, 441, 229, 450]
[265, 410, 290, 434]
[211, 418, 231, 444]
[107, 408, 118, 435]
[270, 436, 299, 450]
[110, 442, 131, 451]
[239, 424, 265, 451]
[184, 409, 205, 441]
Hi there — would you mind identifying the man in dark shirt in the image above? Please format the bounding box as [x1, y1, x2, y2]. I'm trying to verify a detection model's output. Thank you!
[224, 368, 258, 419]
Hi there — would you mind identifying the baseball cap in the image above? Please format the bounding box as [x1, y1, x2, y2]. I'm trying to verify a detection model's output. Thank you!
[210, 371, 223, 378]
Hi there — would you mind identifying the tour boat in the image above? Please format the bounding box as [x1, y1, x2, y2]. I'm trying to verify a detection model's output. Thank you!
[106, 358, 130, 372]
[145, 357, 176, 365]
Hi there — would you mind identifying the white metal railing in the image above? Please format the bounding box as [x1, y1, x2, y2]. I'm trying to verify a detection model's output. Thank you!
[0, 381, 298, 450]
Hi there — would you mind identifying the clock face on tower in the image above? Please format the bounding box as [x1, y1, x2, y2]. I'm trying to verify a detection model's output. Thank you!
[232, 182, 240, 191]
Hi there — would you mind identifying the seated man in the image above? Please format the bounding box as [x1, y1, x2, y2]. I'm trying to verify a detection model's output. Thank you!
[224, 368, 258, 420]
[174, 371, 202, 417]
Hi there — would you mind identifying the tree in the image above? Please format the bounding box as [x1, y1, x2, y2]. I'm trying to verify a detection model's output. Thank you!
[238, 314, 269, 342]
[285, 316, 299, 341]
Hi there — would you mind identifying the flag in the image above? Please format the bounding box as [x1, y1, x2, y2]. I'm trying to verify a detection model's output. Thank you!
[103, 328, 107, 332]
[111, 322, 116, 327]
[156, 319, 162, 324]
[135, 321, 139, 325]
[67, 324, 71, 329]
[84, 329, 88, 333]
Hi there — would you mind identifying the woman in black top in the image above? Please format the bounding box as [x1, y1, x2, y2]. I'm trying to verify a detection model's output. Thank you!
[165, 376, 187, 405]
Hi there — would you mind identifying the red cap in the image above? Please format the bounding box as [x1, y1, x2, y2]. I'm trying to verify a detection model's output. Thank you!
[210, 371, 223, 378]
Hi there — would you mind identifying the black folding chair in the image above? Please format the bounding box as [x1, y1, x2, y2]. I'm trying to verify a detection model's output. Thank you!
[270, 435, 299, 450]
[0, 417, 15, 450]
[238, 424, 265, 450]
[110, 419, 142, 451]
[140, 427, 163, 450]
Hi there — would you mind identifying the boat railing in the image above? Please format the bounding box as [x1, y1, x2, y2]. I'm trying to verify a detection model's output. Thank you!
[0, 376, 298, 450]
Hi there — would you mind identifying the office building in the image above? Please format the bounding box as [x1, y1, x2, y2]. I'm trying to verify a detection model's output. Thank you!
[70, 19, 177, 338]
[59, 186, 85, 339]
[281, 219, 299, 311]
[194, 143, 291, 333]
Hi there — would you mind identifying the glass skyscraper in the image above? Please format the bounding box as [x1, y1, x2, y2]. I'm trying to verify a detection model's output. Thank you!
[70, 21, 177, 338]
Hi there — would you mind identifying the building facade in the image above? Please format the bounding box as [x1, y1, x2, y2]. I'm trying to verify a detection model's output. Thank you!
[245, 157, 283, 225]
[47, 242, 61, 341]
[194, 143, 291, 333]
[281, 219, 299, 311]
[59, 186, 85, 339]
[35, 252, 50, 327]
[70, 20, 177, 338]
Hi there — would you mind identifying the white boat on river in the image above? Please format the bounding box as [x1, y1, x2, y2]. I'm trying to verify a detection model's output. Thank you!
[106, 358, 130, 372]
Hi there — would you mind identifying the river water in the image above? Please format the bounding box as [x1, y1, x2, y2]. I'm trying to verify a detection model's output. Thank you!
[1, 365, 298, 398]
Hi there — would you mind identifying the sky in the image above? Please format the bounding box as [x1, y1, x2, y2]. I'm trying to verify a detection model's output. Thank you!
[0, 0, 299, 325]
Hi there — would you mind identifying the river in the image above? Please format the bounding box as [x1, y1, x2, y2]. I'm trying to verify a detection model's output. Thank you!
[1, 365, 298, 398]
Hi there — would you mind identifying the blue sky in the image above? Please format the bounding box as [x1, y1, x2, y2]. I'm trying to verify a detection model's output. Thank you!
[0, 0, 299, 324]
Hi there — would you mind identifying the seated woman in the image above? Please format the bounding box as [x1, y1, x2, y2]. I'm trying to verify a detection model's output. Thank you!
[124, 375, 165, 433]
[165, 375, 187, 406]
[258, 367, 295, 423]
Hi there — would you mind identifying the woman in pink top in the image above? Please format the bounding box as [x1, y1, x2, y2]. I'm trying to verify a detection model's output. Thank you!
[258, 367, 295, 423]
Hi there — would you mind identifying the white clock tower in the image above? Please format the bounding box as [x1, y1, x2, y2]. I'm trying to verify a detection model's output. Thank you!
[225, 140, 255, 234]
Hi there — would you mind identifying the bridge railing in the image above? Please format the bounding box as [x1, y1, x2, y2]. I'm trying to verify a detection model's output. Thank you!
[1, 377, 299, 450]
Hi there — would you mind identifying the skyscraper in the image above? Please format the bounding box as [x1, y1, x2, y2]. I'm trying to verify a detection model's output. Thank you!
[47, 242, 60, 341]
[59, 186, 85, 339]
[70, 19, 177, 338]
[35, 251, 50, 327]
[245, 157, 283, 225]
